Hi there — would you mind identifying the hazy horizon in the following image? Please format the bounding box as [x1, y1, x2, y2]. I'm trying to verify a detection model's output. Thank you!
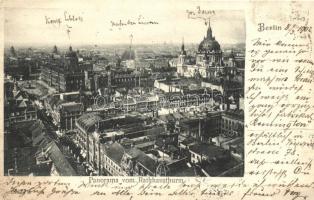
[4, 41, 246, 49]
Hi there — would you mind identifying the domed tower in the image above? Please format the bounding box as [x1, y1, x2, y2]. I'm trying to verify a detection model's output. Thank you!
[196, 19, 223, 77]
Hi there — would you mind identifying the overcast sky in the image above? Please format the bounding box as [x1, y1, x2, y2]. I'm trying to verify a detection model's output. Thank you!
[4, 0, 246, 46]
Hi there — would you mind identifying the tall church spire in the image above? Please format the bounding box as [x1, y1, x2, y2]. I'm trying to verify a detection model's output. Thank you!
[206, 19, 213, 39]
[181, 37, 186, 55]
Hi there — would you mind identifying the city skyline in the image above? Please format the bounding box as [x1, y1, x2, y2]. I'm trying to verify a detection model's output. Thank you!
[4, 2, 245, 177]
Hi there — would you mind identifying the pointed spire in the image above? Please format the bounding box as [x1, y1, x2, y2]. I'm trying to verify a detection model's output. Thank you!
[53, 45, 58, 54]
[180, 37, 186, 55]
[207, 18, 213, 39]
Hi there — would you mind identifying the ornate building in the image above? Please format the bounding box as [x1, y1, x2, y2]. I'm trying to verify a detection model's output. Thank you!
[196, 21, 223, 78]
[41, 46, 92, 92]
[177, 20, 224, 79]
[196, 21, 223, 65]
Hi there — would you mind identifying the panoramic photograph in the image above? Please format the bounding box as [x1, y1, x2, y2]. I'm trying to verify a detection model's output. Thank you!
[4, 6, 245, 176]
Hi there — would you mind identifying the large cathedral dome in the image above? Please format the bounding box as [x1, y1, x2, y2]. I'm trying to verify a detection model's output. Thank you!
[198, 22, 221, 53]
[199, 38, 221, 52]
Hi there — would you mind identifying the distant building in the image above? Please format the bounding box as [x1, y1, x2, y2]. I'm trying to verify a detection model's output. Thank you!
[41, 46, 92, 92]
[4, 50, 40, 80]
[154, 78, 183, 93]
[177, 21, 224, 79]
[92, 69, 151, 92]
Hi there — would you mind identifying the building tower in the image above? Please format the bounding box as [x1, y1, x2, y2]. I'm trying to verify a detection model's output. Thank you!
[178, 37, 187, 65]
[196, 19, 223, 78]
[177, 38, 187, 76]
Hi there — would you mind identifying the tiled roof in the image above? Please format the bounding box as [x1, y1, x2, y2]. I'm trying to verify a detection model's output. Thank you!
[61, 102, 83, 113]
[47, 142, 77, 176]
[168, 162, 195, 176]
[76, 112, 103, 132]
[31, 121, 51, 147]
[103, 142, 125, 164]
[223, 109, 244, 121]
[134, 141, 155, 149]
[189, 143, 227, 159]
[181, 136, 196, 146]
[127, 148, 157, 173]
[47, 95, 62, 108]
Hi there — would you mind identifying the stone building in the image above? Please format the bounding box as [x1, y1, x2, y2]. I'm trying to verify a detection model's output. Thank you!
[177, 20, 224, 79]
[221, 109, 244, 138]
[41, 46, 92, 92]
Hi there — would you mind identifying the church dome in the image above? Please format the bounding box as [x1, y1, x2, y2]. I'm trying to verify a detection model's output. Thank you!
[198, 22, 221, 53]
[198, 38, 221, 52]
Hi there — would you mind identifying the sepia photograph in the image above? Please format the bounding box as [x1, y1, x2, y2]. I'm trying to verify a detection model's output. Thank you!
[4, 7, 245, 177]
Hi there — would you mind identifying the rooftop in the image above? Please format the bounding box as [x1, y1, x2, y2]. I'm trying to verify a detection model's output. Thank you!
[127, 148, 157, 173]
[223, 109, 244, 121]
[76, 112, 103, 132]
[46, 142, 77, 176]
[103, 142, 125, 164]
[61, 102, 83, 113]
[189, 143, 228, 160]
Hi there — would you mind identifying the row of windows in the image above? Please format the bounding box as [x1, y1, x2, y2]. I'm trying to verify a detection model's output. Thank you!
[222, 118, 240, 130]
[102, 156, 121, 175]
[221, 129, 239, 137]
[7, 116, 36, 122]
[10, 111, 36, 116]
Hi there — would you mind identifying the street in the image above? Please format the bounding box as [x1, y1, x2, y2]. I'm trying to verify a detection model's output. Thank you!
[37, 109, 87, 175]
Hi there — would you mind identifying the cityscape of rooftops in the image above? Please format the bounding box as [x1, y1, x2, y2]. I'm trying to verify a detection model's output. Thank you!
[4, 8, 245, 176]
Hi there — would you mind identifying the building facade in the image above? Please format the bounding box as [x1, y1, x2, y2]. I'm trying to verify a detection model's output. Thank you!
[41, 46, 92, 92]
